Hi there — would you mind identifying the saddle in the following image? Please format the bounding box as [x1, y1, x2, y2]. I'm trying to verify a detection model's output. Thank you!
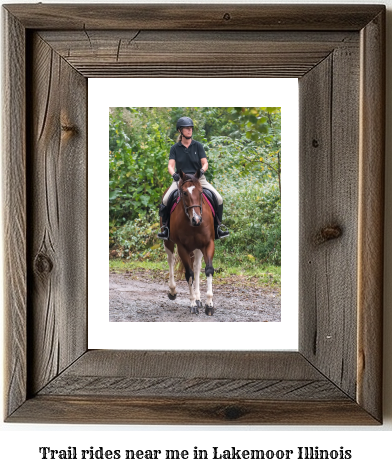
[168, 188, 217, 217]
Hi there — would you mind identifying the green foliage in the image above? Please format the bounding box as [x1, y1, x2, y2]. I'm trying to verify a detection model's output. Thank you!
[109, 109, 173, 224]
[228, 107, 281, 194]
[212, 178, 281, 265]
[207, 135, 275, 182]
[229, 107, 280, 141]
[111, 208, 164, 260]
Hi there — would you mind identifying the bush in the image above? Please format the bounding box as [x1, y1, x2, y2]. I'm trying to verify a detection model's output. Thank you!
[213, 178, 281, 265]
[109, 110, 173, 226]
[110, 209, 164, 260]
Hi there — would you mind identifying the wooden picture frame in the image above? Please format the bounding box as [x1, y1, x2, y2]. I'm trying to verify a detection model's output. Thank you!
[3, 4, 385, 424]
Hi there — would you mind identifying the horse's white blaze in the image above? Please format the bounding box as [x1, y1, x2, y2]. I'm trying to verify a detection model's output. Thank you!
[193, 249, 203, 302]
[206, 275, 213, 307]
[164, 246, 176, 296]
[188, 185, 195, 195]
[192, 208, 201, 224]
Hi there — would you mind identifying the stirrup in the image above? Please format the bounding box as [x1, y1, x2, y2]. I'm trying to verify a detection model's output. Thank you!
[158, 225, 169, 240]
[216, 225, 229, 239]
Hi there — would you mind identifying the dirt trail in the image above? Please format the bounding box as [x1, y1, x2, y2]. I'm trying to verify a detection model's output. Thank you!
[109, 270, 280, 322]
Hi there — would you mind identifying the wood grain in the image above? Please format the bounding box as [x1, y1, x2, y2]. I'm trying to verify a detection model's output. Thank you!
[4, 4, 384, 30]
[7, 351, 377, 424]
[27, 33, 87, 395]
[37, 351, 346, 401]
[39, 377, 347, 401]
[38, 30, 358, 78]
[299, 41, 360, 399]
[357, 9, 385, 422]
[2, 9, 27, 419]
[10, 396, 378, 425]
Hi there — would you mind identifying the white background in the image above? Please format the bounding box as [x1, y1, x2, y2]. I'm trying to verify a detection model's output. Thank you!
[88, 78, 298, 350]
[1, 0, 391, 473]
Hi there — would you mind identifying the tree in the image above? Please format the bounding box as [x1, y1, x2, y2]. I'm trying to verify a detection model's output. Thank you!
[231, 107, 281, 193]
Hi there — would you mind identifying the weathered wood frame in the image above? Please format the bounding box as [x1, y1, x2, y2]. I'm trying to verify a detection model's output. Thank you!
[3, 4, 385, 424]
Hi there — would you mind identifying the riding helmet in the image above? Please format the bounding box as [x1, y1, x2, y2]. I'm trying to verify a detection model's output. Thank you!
[176, 116, 194, 131]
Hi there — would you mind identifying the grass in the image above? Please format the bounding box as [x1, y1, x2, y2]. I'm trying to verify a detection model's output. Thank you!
[109, 249, 280, 290]
[109, 258, 167, 273]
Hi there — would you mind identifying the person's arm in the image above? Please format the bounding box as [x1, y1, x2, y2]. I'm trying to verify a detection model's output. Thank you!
[168, 159, 176, 176]
[201, 157, 208, 173]
[198, 142, 208, 174]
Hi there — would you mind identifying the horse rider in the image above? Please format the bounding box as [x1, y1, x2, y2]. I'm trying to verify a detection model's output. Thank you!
[158, 116, 229, 241]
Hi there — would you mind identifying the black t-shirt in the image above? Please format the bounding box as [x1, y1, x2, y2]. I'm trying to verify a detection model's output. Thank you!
[169, 140, 206, 175]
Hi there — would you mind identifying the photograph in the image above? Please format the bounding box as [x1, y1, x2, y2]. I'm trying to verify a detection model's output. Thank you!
[109, 107, 281, 322]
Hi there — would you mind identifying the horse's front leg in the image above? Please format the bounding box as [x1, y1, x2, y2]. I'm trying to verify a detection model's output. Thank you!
[177, 244, 198, 313]
[164, 241, 177, 300]
[203, 241, 215, 316]
[193, 249, 203, 308]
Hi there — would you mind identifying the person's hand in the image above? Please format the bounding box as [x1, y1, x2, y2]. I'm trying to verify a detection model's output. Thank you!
[172, 173, 180, 182]
[200, 169, 205, 176]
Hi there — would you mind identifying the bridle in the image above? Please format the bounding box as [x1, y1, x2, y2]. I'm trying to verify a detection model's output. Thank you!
[179, 177, 203, 220]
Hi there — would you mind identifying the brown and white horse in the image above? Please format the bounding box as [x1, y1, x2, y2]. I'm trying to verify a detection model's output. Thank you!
[162, 169, 215, 315]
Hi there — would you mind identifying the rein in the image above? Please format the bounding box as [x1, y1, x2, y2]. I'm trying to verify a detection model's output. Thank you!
[179, 178, 203, 219]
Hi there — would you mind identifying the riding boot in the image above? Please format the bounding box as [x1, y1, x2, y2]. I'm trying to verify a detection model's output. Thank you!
[157, 204, 170, 240]
[215, 204, 229, 239]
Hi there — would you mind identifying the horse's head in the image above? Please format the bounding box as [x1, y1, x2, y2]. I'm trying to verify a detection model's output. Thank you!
[179, 169, 203, 226]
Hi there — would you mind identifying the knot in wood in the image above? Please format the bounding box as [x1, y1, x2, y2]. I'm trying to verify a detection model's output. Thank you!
[312, 139, 319, 148]
[34, 252, 53, 274]
[315, 225, 342, 245]
[223, 13, 231, 21]
[61, 124, 77, 134]
[223, 405, 244, 420]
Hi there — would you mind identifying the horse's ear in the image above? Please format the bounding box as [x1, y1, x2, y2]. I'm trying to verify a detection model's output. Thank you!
[179, 169, 185, 180]
[195, 169, 201, 179]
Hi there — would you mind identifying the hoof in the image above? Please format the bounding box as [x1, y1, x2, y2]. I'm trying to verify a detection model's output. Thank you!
[196, 299, 202, 308]
[205, 304, 214, 316]
[190, 305, 199, 314]
[168, 292, 177, 300]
